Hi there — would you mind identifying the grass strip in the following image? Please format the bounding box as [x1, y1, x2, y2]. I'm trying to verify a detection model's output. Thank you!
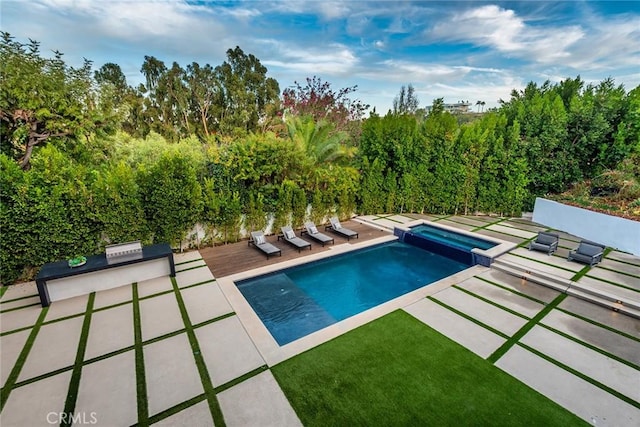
[474, 275, 547, 305]
[272, 310, 585, 426]
[61, 293, 95, 427]
[427, 296, 509, 339]
[538, 323, 640, 371]
[171, 277, 226, 427]
[192, 312, 236, 329]
[0, 302, 42, 314]
[603, 256, 640, 268]
[570, 264, 592, 281]
[91, 299, 133, 313]
[178, 279, 217, 291]
[138, 288, 176, 302]
[132, 283, 149, 426]
[144, 394, 208, 425]
[175, 264, 209, 274]
[517, 342, 640, 410]
[174, 257, 204, 266]
[0, 307, 48, 410]
[470, 217, 506, 231]
[597, 265, 640, 280]
[487, 293, 567, 364]
[510, 252, 577, 273]
[555, 307, 640, 343]
[0, 285, 7, 299]
[452, 285, 530, 320]
[0, 293, 39, 304]
[12, 365, 75, 388]
[213, 365, 269, 394]
[583, 274, 640, 293]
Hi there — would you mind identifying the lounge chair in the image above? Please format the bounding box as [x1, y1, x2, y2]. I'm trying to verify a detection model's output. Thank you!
[279, 226, 312, 252]
[528, 231, 559, 255]
[325, 217, 358, 241]
[302, 222, 334, 247]
[249, 231, 282, 259]
[567, 240, 605, 266]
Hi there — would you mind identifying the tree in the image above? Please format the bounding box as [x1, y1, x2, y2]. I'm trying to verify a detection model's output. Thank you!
[0, 32, 117, 169]
[286, 115, 353, 166]
[393, 84, 419, 115]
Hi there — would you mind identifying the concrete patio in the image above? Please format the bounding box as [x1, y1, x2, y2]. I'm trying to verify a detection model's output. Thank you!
[1, 214, 639, 426]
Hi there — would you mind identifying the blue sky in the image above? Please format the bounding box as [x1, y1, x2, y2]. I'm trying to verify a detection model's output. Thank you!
[2, 1, 640, 112]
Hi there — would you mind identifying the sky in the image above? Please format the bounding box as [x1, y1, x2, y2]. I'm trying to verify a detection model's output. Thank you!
[2, 0, 640, 113]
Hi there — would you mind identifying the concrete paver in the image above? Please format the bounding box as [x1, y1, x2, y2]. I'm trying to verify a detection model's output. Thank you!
[476, 229, 525, 244]
[520, 326, 639, 401]
[450, 216, 489, 227]
[139, 292, 184, 341]
[154, 401, 214, 427]
[138, 275, 174, 298]
[45, 293, 88, 321]
[0, 304, 41, 333]
[587, 268, 640, 290]
[173, 250, 204, 264]
[574, 276, 640, 304]
[180, 282, 233, 325]
[176, 266, 215, 288]
[476, 270, 560, 303]
[218, 371, 302, 427]
[496, 345, 639, 426]
[1, 329, 30, 387]
[557, 296, 640, 338]
[607, 251, 640, 266]
[541, 309, 640, 365]
[599, 258, 640, 277]
[0, 371, 71, 427]
[432, 287, 528, 336]
[195, 316, 265, 387]
[501, 220, 547, 232]
[144, 333, 204, 417]
[501, 253, 576, 279]
[0, 282, 38, 302]
[75, 350, 137, 427]
[511, 247, 582, 272]
[435, 219, 476, 231]
[387, 214, 414, 224]
[371, 218, 403, 229]
[176, 259, 207, 272]
[404, 298, 505, 358]
[457, 277, 544, 318]
[487, 224, 537, 239]
[93, 283, 132, 309]
[84, 303, 134, 360]
[18, 316, 83, 381]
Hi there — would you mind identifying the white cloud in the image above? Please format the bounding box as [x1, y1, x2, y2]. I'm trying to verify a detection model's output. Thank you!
[261, 41, 359, 76]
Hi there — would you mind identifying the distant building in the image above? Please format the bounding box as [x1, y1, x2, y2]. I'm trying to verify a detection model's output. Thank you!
[425, 100, 472, 114]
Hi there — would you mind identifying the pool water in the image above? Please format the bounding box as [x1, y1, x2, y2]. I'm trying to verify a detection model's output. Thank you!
[410, 224, 497, 251]
[236, 241, 468, 345]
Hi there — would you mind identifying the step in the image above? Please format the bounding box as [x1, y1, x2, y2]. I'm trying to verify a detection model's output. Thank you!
[567, 288, 640, 320]
[491, 262, 570, 293]
[570, 279, 640, 311]
[492, 259, 571, 286]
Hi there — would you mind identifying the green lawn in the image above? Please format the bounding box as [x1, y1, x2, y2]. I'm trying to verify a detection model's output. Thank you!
[272, 310, 586, 426]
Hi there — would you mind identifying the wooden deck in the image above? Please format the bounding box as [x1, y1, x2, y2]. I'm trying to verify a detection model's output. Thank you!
[200, 220, 391, 278]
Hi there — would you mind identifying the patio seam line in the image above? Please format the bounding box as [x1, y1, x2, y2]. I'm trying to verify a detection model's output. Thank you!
[509, 253, 578, 273]
[473, 276, 547, 305]
[597, 265, 640, 280]
[179, 279, 217, 291]
[12, 365, 74, 389]
[176, 264, 209, 273]
[487, 293, 567, 364]
[0, 307, 48, 410]
[537, 323, 640, 371]
[0, 325, 34, 337]
[138, 289, 175, 301]
[516, 342, 640, 409]
[583, 274, 640, 293]
[554, 307, 640, 343]
[61, 292, 95, 427]
[83, 346, 135, 366]
[451, 285, 531, 320]
[604, 257, 640, 268]
[132, 283, 149, 426]
[0, 302, 41, 314]
[143, 393, 208, 426]
[0, 293, 39, 304]
[192, 312, 236, 330]
[426, 296, 509, 339]
[92, 299, 133, 313]
[213, 365, 269, 394]
[174, 257, 204, 266]
[171, 277, 226, 427]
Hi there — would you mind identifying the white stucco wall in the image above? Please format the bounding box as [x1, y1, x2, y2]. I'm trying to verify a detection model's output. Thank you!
[532, 198, 640, 256]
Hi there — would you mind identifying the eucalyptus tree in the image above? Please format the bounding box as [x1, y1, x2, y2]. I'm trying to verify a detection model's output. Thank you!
[0, 32, 117, 169]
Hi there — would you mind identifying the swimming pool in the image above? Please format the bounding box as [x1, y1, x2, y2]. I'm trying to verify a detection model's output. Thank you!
[409, 224, 497, 251]
[236, 241, 468, 345]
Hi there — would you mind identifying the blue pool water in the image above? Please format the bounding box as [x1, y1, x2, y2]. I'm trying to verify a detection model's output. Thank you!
[410, 224, 497, 251]
[236, 241, 468, 345]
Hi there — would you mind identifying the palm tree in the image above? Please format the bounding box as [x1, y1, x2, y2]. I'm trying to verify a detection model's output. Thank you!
[286, 115, 354, 165]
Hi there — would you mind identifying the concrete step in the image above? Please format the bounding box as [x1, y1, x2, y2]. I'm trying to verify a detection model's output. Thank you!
[570, 279, 640, 311]
[492, 259, 571, 292]
[567, 288, 640, 320]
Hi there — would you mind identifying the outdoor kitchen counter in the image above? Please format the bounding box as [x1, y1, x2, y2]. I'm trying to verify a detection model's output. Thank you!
[35, 243, 175, 307]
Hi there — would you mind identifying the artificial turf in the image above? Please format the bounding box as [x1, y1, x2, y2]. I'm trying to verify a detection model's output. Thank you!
[271, 310, 587, 426]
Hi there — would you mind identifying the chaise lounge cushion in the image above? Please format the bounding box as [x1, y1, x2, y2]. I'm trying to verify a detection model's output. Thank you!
[255, 234, 265, 245]
[285, 229, 296, 240]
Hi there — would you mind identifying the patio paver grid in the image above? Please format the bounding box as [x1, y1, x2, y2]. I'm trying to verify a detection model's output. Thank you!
[1, 215, 639, 425]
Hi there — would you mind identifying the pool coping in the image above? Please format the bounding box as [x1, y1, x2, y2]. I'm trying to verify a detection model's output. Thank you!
[217, 234, 489, 366]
